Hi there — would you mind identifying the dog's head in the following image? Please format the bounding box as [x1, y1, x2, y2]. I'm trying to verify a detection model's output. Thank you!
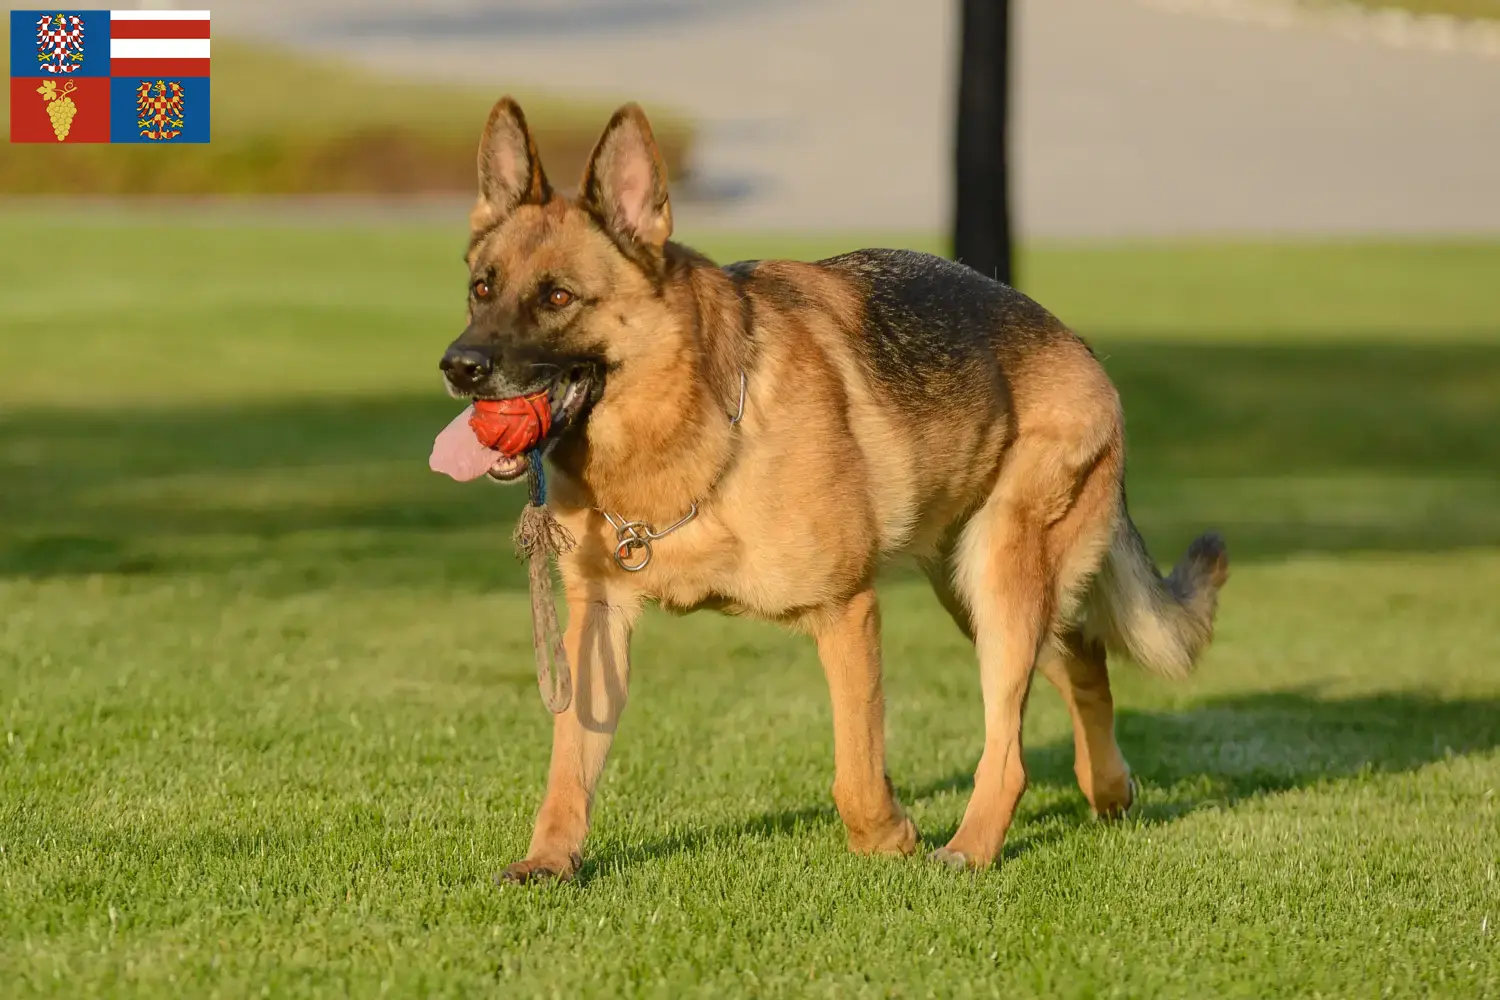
[439, 96, 680, 480]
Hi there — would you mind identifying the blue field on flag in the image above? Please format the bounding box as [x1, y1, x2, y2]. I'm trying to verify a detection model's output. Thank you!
[108, 75, 210, 143]
[10, 10, 112, 78]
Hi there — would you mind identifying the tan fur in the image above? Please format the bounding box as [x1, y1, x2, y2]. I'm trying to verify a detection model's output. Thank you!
[460, 98, 1229, 882]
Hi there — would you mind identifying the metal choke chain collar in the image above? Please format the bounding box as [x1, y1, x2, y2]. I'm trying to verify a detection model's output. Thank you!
[602, 370, 747, 573]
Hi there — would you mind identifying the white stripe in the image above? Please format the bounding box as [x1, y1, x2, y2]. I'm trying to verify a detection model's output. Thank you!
[109, 10, 211, 20]
[109, 38, 211, 58]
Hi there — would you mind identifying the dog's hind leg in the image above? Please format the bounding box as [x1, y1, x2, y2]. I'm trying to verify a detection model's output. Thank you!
[927, 552, 1132, 820]
[812, 587, 919, 857]
[1037, 631, 1134, 818]
[928, 481, 1050, 871]
[500, 592, 640, 884]
[930, 398, 1119, 869]
[919, 549, 974, 643]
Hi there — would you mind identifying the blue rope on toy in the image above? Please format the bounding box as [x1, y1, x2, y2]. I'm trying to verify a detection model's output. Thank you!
[527, 447, 547, 506]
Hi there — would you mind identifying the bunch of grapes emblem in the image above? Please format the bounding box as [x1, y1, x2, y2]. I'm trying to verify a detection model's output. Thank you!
[36, 80, 79, 141]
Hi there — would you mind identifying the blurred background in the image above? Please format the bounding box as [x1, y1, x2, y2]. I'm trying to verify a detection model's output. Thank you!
[8, 0, 1500, 232]
[5, 0, 1498, 570]
[3, 3, 1500, 992]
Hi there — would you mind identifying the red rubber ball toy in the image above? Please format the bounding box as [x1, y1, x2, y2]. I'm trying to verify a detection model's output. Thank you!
[469, 392, 552, 457]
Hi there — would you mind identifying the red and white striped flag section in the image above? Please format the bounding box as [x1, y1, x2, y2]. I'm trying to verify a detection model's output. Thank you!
[108, 9, 210, 78]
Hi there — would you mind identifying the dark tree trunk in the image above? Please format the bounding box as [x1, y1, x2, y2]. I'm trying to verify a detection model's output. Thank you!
[953, 0, 1013, 287]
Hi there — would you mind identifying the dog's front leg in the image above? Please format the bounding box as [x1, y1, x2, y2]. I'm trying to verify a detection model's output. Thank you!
[501, 591, 640, 884]
[813, 588, 919, 857]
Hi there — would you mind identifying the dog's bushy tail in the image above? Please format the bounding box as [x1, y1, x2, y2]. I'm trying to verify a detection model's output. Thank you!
[1085, 501, 1229, 679]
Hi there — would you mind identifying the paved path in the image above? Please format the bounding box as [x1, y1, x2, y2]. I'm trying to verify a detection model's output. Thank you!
[214, 0, 1500, 236]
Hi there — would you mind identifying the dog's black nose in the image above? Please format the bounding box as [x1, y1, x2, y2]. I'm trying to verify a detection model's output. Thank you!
[441, 347, 492, 390]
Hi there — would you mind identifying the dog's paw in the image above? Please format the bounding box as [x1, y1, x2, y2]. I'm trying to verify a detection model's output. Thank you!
[926, 846, 975, 871]
[1092, 775, 1138, 820]
[495, 852, 583, 886]
[849, 814, 920, 857]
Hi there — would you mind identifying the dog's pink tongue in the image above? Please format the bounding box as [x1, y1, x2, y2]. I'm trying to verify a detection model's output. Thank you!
[429, 406, 497, 482]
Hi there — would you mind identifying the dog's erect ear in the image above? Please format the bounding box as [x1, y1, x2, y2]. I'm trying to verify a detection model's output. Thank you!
[471, 96, 551, 233]
[580, 103, 673, 250]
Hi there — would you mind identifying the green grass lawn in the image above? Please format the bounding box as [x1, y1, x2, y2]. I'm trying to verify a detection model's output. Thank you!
[1309, 0, 1500, 22]
[1, 214, 1498, 998]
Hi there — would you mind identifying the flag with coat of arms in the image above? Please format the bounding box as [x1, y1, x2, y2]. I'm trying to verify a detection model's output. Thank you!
[9, 9, 210, 144]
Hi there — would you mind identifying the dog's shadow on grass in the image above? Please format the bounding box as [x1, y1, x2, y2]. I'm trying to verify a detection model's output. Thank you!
[576, 687, 1500, 883]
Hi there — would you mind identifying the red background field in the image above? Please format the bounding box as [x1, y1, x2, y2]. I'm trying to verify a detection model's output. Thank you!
[10, 77, 111, 144]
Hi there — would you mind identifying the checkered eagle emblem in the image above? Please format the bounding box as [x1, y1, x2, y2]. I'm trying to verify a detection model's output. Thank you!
[35, 12, 86, 74]
[135, 79, 185, 141]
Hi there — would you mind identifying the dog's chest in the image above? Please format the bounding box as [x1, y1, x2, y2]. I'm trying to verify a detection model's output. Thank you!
[570, 506, 849, 619]
[613, 514, 751, 612]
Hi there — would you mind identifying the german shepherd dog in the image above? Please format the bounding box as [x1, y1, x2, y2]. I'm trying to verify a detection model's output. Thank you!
[438, 97, 1229, 883]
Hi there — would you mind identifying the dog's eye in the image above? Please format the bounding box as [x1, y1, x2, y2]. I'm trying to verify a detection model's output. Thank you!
[545, 287, 574, 308]
[472, 279, 491, 300]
